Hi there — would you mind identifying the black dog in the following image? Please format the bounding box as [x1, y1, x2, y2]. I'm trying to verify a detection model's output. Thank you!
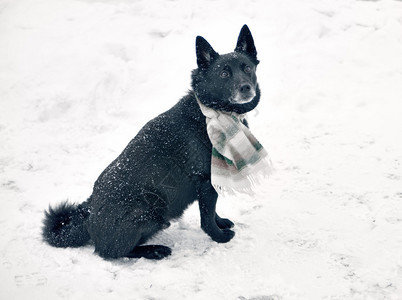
[43, 25, 261, 260]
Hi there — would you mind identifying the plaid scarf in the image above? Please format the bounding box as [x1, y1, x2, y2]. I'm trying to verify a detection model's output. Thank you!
[196, 96, 272, 194]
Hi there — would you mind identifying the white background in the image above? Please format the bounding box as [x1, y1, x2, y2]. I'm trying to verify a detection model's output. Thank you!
[1, 0, 402, 299]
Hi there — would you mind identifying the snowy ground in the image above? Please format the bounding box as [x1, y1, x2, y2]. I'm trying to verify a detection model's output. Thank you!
[1, 0, 402, 299]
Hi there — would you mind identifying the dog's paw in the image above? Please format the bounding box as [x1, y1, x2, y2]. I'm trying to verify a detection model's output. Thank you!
[127, 245, 172, 260]
[216, 217, 234, 229]
[149, 246, 172, 260]
[211, 229, 235, 243]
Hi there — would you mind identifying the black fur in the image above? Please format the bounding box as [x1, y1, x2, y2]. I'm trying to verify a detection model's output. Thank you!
[42, 201, 90, 248]
[42, 25, 260, 260]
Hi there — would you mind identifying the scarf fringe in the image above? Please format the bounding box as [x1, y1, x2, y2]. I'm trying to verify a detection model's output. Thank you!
[212, 157, 274, 196]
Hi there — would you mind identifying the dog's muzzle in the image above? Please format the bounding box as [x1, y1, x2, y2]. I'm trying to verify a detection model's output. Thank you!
[230, 84, 256, 104]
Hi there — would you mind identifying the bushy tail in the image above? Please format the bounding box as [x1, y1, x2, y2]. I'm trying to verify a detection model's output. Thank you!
[42, 201, 90, 248]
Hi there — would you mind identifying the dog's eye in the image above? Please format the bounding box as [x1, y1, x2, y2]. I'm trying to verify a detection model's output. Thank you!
[244, 65, 252, 73]
[220, 70, 230, 78]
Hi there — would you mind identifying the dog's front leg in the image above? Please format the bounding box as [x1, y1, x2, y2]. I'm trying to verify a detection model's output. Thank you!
[198, 182, 235, 243]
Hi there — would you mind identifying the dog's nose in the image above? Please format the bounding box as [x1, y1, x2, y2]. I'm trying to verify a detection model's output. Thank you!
[240, 84, 251, 93]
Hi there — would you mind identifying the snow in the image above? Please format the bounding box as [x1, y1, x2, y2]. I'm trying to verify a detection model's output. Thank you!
[1, 0, 402, 298]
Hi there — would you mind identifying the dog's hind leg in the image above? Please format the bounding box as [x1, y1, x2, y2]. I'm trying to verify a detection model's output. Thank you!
[94, 227, 171, 260]
[126, 220, 172, 260]
[126, 245, 172, 260]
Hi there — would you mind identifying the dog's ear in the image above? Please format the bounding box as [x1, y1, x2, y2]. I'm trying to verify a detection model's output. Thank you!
[235, 25, 258, 63]
[196, 36, 218, 69]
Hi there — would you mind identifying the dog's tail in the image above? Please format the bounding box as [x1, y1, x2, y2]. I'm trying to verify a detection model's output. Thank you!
[42, 201, 90, 248]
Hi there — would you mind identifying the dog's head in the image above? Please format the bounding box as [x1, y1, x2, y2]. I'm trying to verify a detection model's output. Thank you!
[191, 25, 260, 114]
